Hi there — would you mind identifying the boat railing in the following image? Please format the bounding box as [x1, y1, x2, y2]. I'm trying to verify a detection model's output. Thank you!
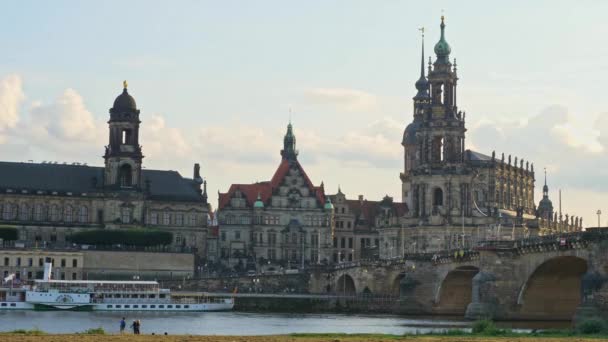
[96, 298, 172, 304]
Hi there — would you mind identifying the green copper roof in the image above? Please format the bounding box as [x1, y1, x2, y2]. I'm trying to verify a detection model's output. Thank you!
[434, 16, 451, 62]
[253, 193, 264, 208]
[324, 197, 334, 210]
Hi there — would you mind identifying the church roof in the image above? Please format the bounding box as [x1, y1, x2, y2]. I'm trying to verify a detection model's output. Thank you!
[218, 158, 325, 210]
[0, 161, 204, 202]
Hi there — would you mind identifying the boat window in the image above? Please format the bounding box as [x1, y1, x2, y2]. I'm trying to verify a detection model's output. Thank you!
[116, 305, 121, 308]
[150, 305, 156, 308]
[131, 294, 137, 298]
[167, 305, 173, 308]
[125, 305, 130, 308]
[159, 305, 164, 308]
[107, 305, 112, 308]
[1, 303, 6, 307]
[176, 305, 181, 309]
[184, 305, 189, 309]
[148, 294, 155, 298]
[10, 303, 16, 307]
[159, 294, 166, 298]
[133, 305, 138, 308]
[140, 294, 145, 298]
[142, 305, 147, 308]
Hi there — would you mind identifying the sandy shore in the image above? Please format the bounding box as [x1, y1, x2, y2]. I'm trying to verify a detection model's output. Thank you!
[1, 335, 606, 342]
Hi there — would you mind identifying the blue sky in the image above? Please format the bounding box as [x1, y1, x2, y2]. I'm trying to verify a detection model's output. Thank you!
[1, 1, 608, 225]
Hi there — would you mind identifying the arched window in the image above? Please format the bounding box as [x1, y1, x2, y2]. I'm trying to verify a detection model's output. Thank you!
[34, 204, 44, 221]
[119, 164, 133, 187]
[19, 203, 30, 221]
[433, 188, 444, 206]
[65, 206, 73, 223]
[2, 203, 11, 220]
[50, 205, 60, 221]
[78, 206, 88, 223]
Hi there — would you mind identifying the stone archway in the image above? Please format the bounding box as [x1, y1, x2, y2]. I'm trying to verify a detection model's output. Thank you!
[519, 256, 587, 320]
[391, 274, 405, 297]
[436, 266, 479, 315]
[336, 274, 356, 295]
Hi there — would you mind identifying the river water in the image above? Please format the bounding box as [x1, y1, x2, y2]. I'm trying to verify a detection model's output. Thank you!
[0, 311, 571, 335]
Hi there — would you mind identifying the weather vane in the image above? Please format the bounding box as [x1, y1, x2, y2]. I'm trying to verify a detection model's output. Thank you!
[418, 26, 425, 38]
[123, 80, 128, 89]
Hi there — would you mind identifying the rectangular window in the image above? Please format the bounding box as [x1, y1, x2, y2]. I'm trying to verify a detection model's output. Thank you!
[60, 272, 65, 280]
[235, 231, 241, 240]
[3, 257, 9, 266]
[72, 259, 78, 268]
[341, 238, 345, 249]
[221, 231, 226, 241]
[27, 271, 32, 279]
[107, 305, 113, 309]
[348, 238, 353, 249]
[16, 257, 21, 266]
[333, 237, 337, 248]
[72, 272, 77, 280]
[28, 258, 33, 267]
[150, 212, 158, 225]
[38, 258, 44, 267]
[162, 212, 171, 225]
[61, 259, 66, 267]
[175, 214, 184, 226]
[150, 305, 156, 308]
[142, 305, 147, 309]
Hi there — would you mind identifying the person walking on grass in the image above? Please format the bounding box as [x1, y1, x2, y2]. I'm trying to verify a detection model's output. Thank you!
[119, 317, 126, 334]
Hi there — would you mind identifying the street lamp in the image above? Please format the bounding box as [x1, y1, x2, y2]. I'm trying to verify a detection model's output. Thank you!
[597, 210, 602, 229]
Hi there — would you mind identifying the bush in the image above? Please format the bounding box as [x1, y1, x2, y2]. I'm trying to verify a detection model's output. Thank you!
[471, 319, 505, 335]
[80, 327, 106, 335]
[0, 227, 19, 241]
[8, 328, 45, 335]
[577, 317, 608, 335]
[67, 229, 173, 247]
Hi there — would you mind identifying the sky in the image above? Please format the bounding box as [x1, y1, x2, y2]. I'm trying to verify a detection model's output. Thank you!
[1, 1, 607, 227]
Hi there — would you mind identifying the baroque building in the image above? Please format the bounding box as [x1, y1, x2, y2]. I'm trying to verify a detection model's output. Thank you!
[400, 17, 582, 252]
[0, 82, 210, 257]
[217, 123, 334, 269]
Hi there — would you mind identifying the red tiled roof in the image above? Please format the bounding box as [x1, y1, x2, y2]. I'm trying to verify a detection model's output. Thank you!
[328, 196, 408, 230]
[218, 159, 325, 210]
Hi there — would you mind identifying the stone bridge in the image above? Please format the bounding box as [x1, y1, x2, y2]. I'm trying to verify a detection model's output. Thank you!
[310, 228, 608, 321]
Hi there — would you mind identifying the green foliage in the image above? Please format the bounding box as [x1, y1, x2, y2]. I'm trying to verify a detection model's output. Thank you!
[67, 229, 173, 247]
[471, 319, 507, 335]
[80, 327, 106, 335]
[577, 317, 608, 335]
[7, 328, 45, 335]
[0, 227, 19, 241]
[439, 329, 467, 336]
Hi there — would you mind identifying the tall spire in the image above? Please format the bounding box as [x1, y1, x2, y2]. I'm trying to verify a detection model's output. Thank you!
[414, 27, 430, 100]
[543, 167, 549, 195]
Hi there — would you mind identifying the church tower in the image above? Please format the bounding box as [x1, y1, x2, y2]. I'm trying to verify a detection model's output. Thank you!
[415, 15, 466, 167]
[537, 169, 554, 221]
[401, 28, 430, 207]
[281, 121, 298, 161]
[103, 81, 144, 189]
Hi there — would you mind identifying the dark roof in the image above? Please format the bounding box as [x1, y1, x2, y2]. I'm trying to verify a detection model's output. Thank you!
[112, 88, 137, 112]
[402, 121, 421, 145]
[0, 161, 203, 202]
[465, 150, 493, 162]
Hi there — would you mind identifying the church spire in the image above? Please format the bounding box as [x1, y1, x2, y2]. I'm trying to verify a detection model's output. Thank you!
[281, 121, 298, 161]
[434, 15, 452, 64]
[414, 27, 430, 100]
[543, 168, 549, 196]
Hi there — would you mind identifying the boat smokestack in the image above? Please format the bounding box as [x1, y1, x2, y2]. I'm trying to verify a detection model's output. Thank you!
[43, 262, 53, 281]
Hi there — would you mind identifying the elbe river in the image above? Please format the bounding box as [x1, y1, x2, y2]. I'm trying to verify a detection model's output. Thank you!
[0, 311, 570, 335]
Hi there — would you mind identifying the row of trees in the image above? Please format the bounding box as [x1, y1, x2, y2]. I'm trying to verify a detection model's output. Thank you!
[67, 229, 173, 246]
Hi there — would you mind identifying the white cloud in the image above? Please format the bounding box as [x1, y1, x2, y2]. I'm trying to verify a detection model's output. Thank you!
[304, 87, 377, 112]
[0, 74, 25, 132]
[142, 115, 192, 161]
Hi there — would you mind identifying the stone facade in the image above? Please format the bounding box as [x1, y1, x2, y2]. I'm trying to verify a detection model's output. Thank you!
[399, 17, 582, 252]
[0, 83, 210, 257]
[0, 249, 84, 281]
[217, 123, 334, 270]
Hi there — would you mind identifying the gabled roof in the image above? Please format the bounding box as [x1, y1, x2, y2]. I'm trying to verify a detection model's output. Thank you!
[329, 194, 408, 230]
[0, 161, 204, 203]
[218, 159, 325, 210]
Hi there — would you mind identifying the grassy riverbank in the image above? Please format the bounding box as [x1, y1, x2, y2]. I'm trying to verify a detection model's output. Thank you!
[1, 334, 608, 342]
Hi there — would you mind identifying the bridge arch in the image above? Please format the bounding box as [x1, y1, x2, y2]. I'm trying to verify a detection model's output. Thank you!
[336, 274, 356, 295]
[518, 256, 587, 320]
[435, 265, 479, 315]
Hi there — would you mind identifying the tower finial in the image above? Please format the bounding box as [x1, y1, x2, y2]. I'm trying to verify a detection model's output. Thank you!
[418, 27, 425, 78]
[544, 167, 547, 186]
[123, 80, 128, 89]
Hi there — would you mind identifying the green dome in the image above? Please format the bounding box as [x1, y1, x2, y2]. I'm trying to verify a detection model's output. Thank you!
[434, 16, 451, 60]
[324, 198, 334, 211]
[253, 193, 264, 209]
